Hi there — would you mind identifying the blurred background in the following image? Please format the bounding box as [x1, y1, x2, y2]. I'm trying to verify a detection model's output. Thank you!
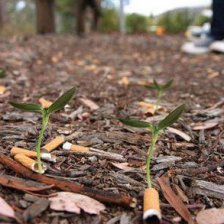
[0, 0, 212, 37]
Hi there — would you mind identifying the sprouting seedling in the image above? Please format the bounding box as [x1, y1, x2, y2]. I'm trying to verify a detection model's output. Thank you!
[146, 79, 173, 111]
[119, 104, 185, 188]
[10, 87, 76, 174]
[0, 69, 6, 78]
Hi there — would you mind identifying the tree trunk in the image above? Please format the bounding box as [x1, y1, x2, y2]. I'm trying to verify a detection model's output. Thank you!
[36, 0, 55, 34]
[0, 0, 6, 30]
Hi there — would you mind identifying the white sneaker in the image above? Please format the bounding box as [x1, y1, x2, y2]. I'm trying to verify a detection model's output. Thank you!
[181, 42, 210, 55]
[210, 40, 224, 53]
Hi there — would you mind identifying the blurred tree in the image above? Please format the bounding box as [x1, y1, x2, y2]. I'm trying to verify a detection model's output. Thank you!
[157, 9, 195, 33]
[126, 13, 149, 33]
[99, 8, 119, 32]
[0, 0, 6, 30]
[36, 0, 55, 34]
[194, 14, 211, 26]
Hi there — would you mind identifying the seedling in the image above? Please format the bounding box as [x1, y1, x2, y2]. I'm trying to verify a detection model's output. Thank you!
[146, 79, 173, 111]
[0, 69, 6, 78]
[119, 104, 185, 223]
[119, 104, 184, 188]
[10, 87, 75, 174]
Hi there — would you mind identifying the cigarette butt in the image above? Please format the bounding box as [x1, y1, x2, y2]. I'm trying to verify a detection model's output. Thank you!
[138, 101, 157, 114]
[0, 86, 6, 94]
[11, 147, 37, 157]
[63, 142, 89, 153]
[143, 188, 161, 224]
[39, 98, 53, 108]
[14, 153, 47, 174]
[42, 136, 65, 152]
[11, 147, 56, 162]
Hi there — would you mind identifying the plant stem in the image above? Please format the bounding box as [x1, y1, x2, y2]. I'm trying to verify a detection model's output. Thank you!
[146, 130, 159, 188]
[155, 91, 163, 112]
[36, 113, 49, 173]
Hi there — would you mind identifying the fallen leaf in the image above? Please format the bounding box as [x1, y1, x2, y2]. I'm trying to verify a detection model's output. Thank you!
[49, 192, 105, 215]
[111, 162, 133, 171]
[167, 127, 191, 142]
[196, 208, 224, 224]
[80, 97, 99, 111]
[157, 175, 194, 224]
[173, 184, 189, 204]
[0, 196, 15, 218]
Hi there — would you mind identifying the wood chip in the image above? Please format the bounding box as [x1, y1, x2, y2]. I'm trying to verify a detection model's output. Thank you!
[192, 119, 220, 130]
[23, 198, 49, 222]
[0, 174, 54, 192]
[167, 127, 191, 142]
[80, 97, 99, 111]
[192, 180, 224, 199]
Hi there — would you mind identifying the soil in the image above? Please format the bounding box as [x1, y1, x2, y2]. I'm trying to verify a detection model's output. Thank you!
[0, 34, 224, 224]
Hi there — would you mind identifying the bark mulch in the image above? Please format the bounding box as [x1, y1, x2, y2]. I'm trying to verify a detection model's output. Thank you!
[0, 34, 224, 224]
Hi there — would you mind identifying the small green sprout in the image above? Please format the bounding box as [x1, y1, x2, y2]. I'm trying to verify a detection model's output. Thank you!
[119, 104, 185, 188]
[146, 79, 173, 111]
[10, 87, 76, 174]
[0, 69, 6, 78]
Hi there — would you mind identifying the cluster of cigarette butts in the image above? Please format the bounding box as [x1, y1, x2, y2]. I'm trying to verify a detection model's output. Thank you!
[10, 136, 91, 174]
[11, 136, 162, 223]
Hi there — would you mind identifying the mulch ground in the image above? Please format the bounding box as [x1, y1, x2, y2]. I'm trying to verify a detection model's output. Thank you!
[0, 33, 224, 224]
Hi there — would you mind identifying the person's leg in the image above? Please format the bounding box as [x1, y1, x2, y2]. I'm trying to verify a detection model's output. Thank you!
[87, 0, 101, 31]
[76, 0, 86, 36]
[211, 0, 224, 40]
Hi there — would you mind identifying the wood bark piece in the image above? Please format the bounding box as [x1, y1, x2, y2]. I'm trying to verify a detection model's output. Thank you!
[157, 175, 194, 224]
[0, 175, 54, 192]
[192, 180, 224, 199]
[0, 154, 136, 208]
[23, 198, 49, 222]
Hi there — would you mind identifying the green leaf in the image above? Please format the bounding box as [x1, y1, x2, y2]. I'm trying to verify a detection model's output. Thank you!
[153, 79, 160, 89]
[145, 79, 160, 90]
[119, 118, 152, 128]
[161, 79, 173, 90]
[47, 87, 75, 114]
[10, 102, 42, 113]
[157, 104, 185, 131]
[0, 69, 6, 78]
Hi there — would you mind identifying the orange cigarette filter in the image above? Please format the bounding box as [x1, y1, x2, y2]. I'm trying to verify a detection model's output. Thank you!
[0, 86, 6, 94]
[63, 142, 89, 153]
[42, 136, 65, 152]
[143, 188, 161, 224]
[138, 101, 157, 115]
[11, 147, 37, 158]
[14, 153, 47, 174]
[11, 147, 56, 162]
[39, 98, 53, 108]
